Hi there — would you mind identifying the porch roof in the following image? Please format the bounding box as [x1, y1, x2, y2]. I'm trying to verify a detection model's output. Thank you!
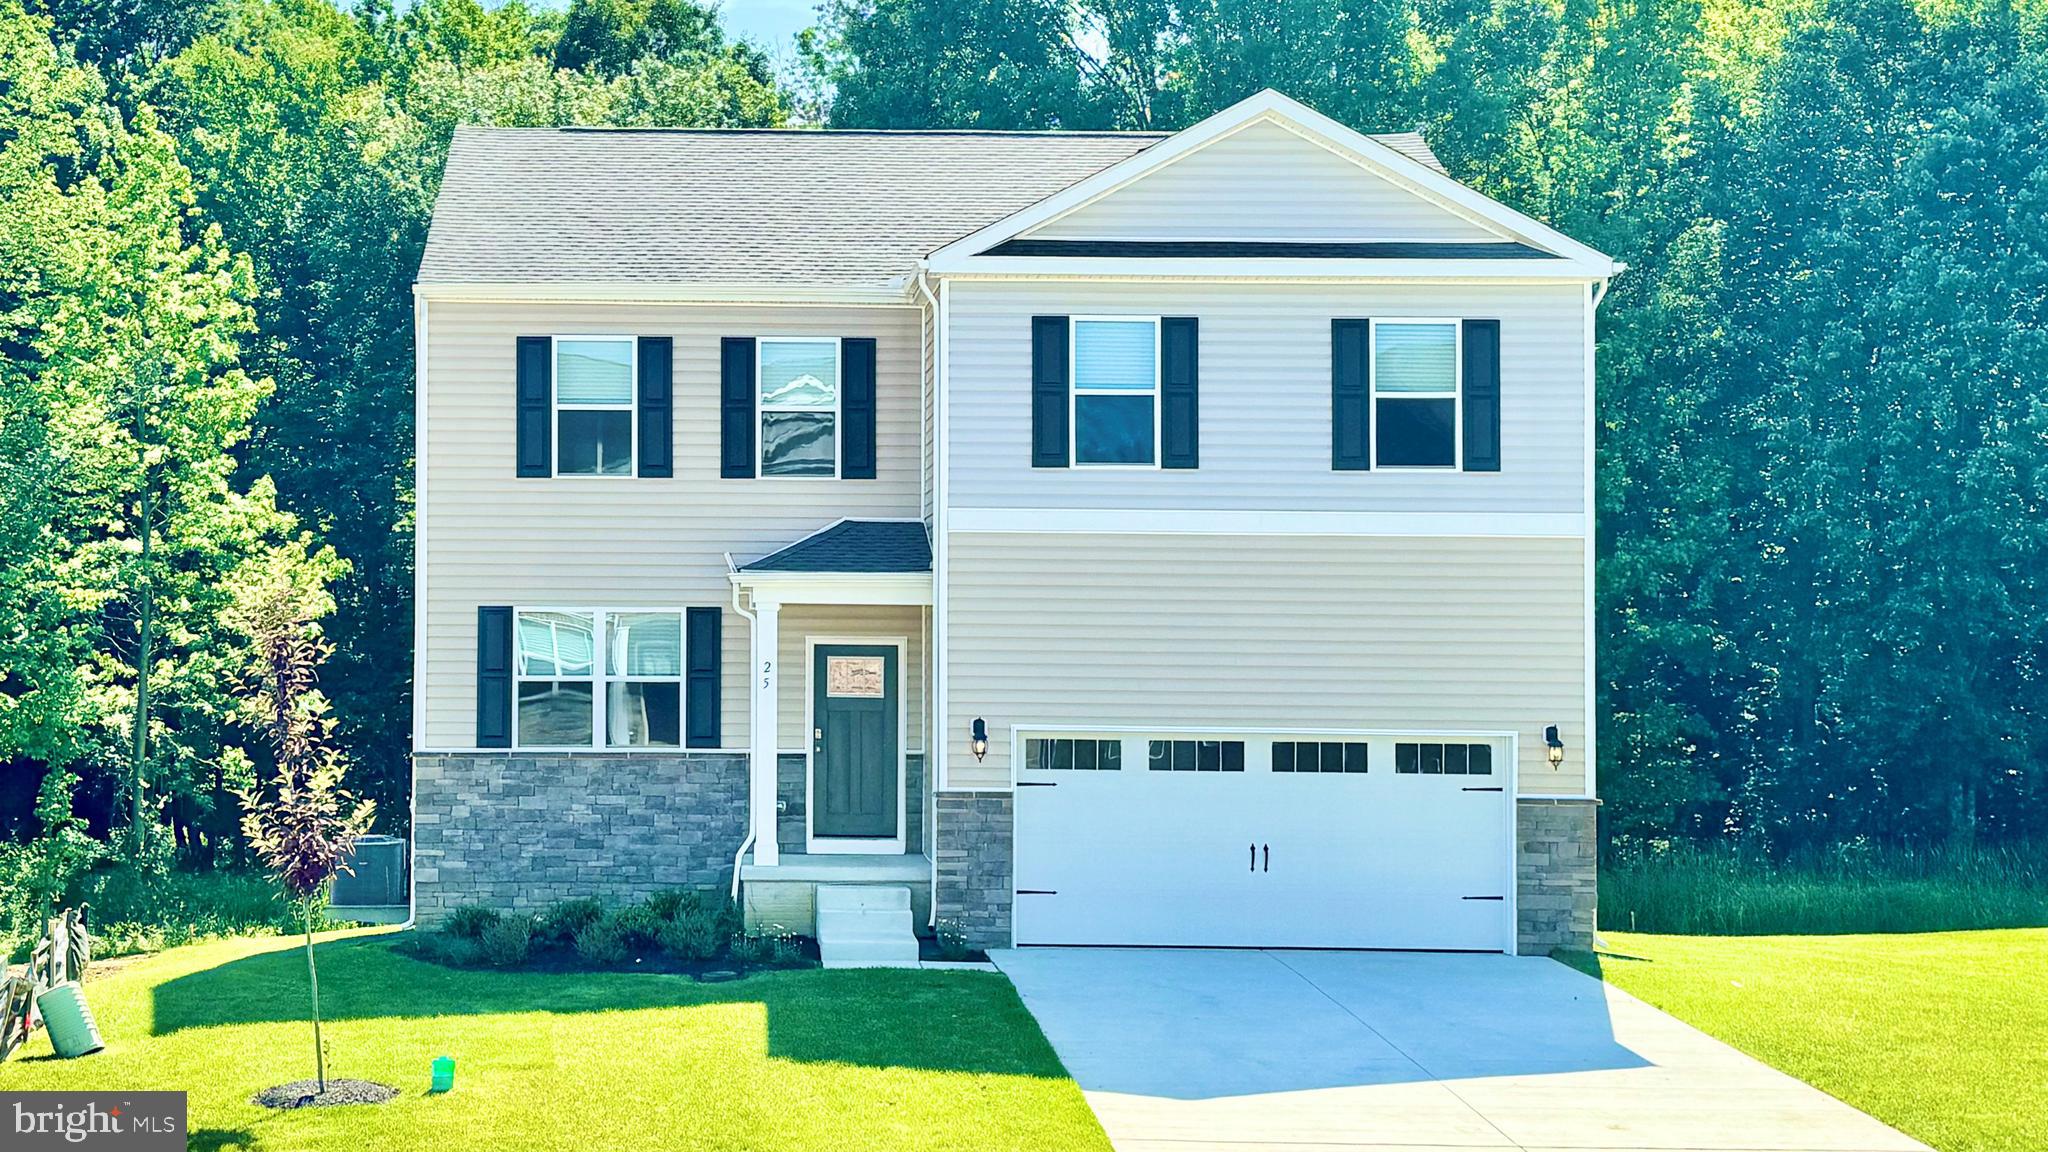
[737, 519, 932, 575]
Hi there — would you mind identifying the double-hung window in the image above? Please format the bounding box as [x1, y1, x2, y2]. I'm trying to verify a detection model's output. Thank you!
[554, 338, 636, 476]
[759, 338, 839, 476]
[1372, 320, 1460, 468]
[1072, 318, 1159, 466]
[514, 609, 685, 748]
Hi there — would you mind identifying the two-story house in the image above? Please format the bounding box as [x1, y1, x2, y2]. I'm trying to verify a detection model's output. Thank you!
[410, 90, 1614, 961]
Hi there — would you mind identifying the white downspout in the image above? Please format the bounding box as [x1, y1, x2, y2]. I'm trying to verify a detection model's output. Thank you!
[913, 269, 942, 926]
[727, 561, 756, 903]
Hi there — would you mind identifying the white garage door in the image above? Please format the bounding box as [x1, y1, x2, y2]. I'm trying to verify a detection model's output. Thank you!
[1012, 733, 1515, 951]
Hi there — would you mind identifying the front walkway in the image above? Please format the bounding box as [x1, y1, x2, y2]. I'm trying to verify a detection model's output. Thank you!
[993, 948, 1929, 1152]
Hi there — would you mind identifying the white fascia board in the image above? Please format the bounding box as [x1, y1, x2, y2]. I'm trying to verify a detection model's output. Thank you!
[947, 508, 1586, 538]
[923, 257, 1611, 280]
[726, 570, 934, 608]
[923, 88, 1616, 276]
[413, 281, 917, 307]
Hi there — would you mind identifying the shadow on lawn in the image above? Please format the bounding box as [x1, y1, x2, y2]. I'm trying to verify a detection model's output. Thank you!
[188, 1128, 261, 1152]
[150, 935, 1062, 1077]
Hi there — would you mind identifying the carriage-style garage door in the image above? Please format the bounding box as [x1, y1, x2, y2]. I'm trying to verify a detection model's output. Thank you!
[1011, 733, 1515, 951]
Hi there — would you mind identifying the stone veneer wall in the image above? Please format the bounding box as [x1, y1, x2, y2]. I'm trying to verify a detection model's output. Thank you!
[1516, 797, 1599, 953]
[777, 753, 925, 857]
[932, 793, 1013, 950]
[413, 752, 747, 922]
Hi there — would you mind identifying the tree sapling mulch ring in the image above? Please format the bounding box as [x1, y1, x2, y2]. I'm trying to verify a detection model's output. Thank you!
[253, 1079, 398, 1109]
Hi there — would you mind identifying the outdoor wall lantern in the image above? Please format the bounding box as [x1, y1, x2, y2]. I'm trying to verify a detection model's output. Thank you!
[1545, 724, 1566, 768]
[970, 718, 989, 762]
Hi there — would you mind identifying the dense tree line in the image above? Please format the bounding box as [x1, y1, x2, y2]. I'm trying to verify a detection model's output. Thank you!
[0, 0, 2040, 909]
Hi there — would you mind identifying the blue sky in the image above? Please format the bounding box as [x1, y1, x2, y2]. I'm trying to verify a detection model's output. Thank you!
[719, 0, 816, 54]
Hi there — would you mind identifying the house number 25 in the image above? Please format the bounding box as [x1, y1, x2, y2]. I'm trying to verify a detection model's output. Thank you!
[761, 660, 773, 689]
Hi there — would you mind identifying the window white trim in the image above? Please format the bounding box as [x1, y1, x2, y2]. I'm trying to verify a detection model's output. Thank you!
[756, 336, 843, 479]
[550, 336, 638, 479]
[511, 606, 697, 751]
[1368, 317, 1462, 472]
[804, 634, 910, 856]
[1068, 315, 1163, 470]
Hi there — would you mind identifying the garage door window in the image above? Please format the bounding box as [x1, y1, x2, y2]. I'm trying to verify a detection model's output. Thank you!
[1148, 739, 1244, 772]
[1025, 737, 1122, 771]
[1273, 740, 1367, 774]
[1394, 741, 1493, 775]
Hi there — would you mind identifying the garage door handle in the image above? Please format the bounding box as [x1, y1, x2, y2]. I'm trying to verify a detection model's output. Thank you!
[1263, 844, 1270, 872]
[1249, 843, 1256, 871]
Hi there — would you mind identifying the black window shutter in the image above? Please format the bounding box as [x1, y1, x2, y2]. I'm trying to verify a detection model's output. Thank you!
[1160, 317, 1199, 469]
[515, 337, 551, 477]
[841, 337, 877, 479]
[685, 606, 722, 748]
[720, 337, 755, 478]
[636, 336, 673, 477]
[1030, 316, 1069, 468]
[477, 606, 513, 748]
[1332, 320, 1370, 470]
[1462, 319, 1502, 471]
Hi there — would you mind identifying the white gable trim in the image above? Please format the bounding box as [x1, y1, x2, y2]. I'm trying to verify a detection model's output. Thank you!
[924, 89, 1616, 278]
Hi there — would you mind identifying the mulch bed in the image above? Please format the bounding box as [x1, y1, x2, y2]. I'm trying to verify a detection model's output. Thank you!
[252, 1080, 399, 1109]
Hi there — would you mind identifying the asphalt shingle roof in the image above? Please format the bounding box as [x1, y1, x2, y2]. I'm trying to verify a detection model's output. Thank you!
[738, 520, 932, 574]
[419, 128, 1162, 289]
[418, 126, 1450, 290]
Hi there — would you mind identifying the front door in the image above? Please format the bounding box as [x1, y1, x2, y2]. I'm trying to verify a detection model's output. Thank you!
[811, 644, 899, 841]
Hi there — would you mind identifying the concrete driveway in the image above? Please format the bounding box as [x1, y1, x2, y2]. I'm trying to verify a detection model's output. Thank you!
[993, 948, 1929, 1152]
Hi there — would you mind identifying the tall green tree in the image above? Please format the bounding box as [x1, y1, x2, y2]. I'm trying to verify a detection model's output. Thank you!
[0, 0, 339, 860]
[800, 0, 1092, 127]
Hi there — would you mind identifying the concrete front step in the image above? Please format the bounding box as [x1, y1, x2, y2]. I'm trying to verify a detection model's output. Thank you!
[816, 884, 912, 913]
[816, 884, 920, 968]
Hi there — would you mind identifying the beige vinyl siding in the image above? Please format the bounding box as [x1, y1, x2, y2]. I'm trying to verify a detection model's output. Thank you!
[775, 604, 929, 752]
[1025, 121, 1501, 242]
[943, 532, 1586, 795]
[418, 301, 922, 750]
[944, 280, 1586, 514]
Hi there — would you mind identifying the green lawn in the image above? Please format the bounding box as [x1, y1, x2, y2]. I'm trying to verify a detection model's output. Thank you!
[1561, 929, 2048, 1152]
[5, 930, 1109, 1152]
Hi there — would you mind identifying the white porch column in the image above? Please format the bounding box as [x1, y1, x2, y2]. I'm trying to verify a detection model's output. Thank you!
[749, 601, 781, 867]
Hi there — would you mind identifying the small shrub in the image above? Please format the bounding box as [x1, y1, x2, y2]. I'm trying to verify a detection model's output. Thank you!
[657, 909, 723, 960]
[646, 889, 702, 922]
[445, 904, 502, 940]
[538, 897, 605, 947]
[933, 918, 976, 962]
[730, 930, 808, 968]
[407, 930, 483, 968]
[728, 932, 773, 966]
[478, 915, 535, 967]
[607, 903, 665, 952]
[574, 918, 630, 966]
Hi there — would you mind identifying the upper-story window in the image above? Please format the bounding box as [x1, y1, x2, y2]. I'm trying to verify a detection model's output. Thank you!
[1072, 318, 1159, 466]
[1371, 320, 1459, 469]
[555, 338, 636, 476]
[759, 338, 839, 477]
[514, 608, 685, 748]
